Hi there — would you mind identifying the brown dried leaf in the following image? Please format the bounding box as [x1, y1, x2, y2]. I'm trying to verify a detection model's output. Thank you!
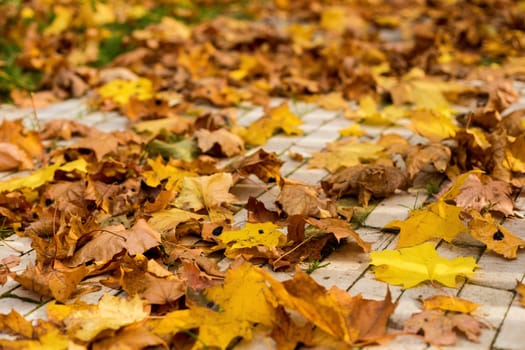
[321, 164, 406, 206]
[467, 210, 525, 259]
[404, 310, 486, 346]
[195, 128, 244, 157]
[445, 173, 514, 216]
[305, 217, 371, 252]
[277, 179, 337, 218]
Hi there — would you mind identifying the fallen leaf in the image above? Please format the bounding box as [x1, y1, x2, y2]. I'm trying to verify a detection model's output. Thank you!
[439, 173, 514, 216]
[408, 108, 458, 142]
[385, 200, 467, 248]
[0, 143, 34, 171]
[277, 179, 337, 218]
[0, 159, 88, 193]
[421, 295, 479, 313]
[70, 219, 161, 265]
[305, 217, 371, 252]
[516, 281, 525, 307]
[0, 310, 34, 338]
[404, 310, 487, 346]
[61, 294, 149, 341]
[14, 261, 90, 302]
[237, 103, 303, 146]
[467, 210, 525, 259]
[309, 139, 384, 173]
[405, 143, 451, 179]
[217, 222, 287, 257]
[230, 149, 283, 184]
[91, 322, 166, 350]
[195, 128, 244, 157]
[174, 173, 237, 214]
[321, 164, 406, 206]
[97, 78, 154, 105]
[370, 243, 477, 288]
[260, 268, 396, 345]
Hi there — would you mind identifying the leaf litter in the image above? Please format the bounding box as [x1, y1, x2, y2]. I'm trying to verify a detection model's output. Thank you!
[0, 0, 525, 348]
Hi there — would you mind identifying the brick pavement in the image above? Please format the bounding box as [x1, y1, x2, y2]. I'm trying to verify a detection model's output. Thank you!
[1, 93, 525, 349]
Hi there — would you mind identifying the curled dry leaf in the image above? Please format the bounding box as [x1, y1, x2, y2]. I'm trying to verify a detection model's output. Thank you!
[277, 179, 337, 218]
[260, 268, 396, 346]
[70, 219, 161, 266]
[195, 128, 245, 157]
[406, 143, 451, 180]
[321, 164, 406, 206]
[14, 261, 90, 303]
[305, 217, 371, 252]
[231, 148, 283, 184]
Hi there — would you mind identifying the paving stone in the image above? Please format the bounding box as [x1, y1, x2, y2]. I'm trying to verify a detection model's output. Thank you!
[470, 251, 525, 291]
[493, 292, 525, 350]
[236, 106, 264, 126]
[300, 109, 341, 124]
[0, 294, 43, 317]
[456, 284, 514, 350]
[363, 192, 427, 228]
[348, 271, 403, 301]
[364, 334, 428, 350]
[0, 236, 33, 258]
[230, 176, 269, 203]
[261, 134, 300, 153]
[389, 283, 458, 330]
[308, 242, 371, 290]
[286, 166, 328, 185]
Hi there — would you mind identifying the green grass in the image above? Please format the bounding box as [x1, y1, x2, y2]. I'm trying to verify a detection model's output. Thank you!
[303, 259, 330, 274]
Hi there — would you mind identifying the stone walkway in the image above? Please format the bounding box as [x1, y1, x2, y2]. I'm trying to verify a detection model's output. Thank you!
[1, 94, 524, 349]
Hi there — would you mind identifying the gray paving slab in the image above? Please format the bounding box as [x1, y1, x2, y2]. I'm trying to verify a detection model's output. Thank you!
[493, 292, 525, 350]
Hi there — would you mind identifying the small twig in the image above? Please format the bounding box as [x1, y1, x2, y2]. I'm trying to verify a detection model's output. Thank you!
[273, 234, 315, 265]
[30, 92, 47, 166]
[0, 237, 24, 254]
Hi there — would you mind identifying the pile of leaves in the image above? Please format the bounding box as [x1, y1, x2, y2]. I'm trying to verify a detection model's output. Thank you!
[1, 0, 525, 348]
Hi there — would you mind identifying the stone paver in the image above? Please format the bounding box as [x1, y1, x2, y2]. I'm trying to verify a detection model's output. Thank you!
[1, 96, 525, 348]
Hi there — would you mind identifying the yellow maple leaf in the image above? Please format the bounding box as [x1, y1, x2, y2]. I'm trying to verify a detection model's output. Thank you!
[0, 326, 69, 350]
[347, 95, 405, 125]
[0, 159, 88, 193]
[408, 108, 458, 142]
[151, 263, 275, 349]
[44, 5, 73, 36]
[308, 140, 384, 173]
[218, 222, 287, 257]
[237, 103, 303, 146]
[370, 243, 477, 288]
[98, 78, 154, 105]
[229, 54, 258, 81]
[142, 157, 195, 191]
[386, 68, 467, 108]
[339, 123, 366, 137]
[503, 134, 525, 172]
[421, 295, 479, 313]
[60, 294, 149, 341]
[148, 208, 207, 232]
[385, 200, 467, 248]
[174, 173, 237, 211]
